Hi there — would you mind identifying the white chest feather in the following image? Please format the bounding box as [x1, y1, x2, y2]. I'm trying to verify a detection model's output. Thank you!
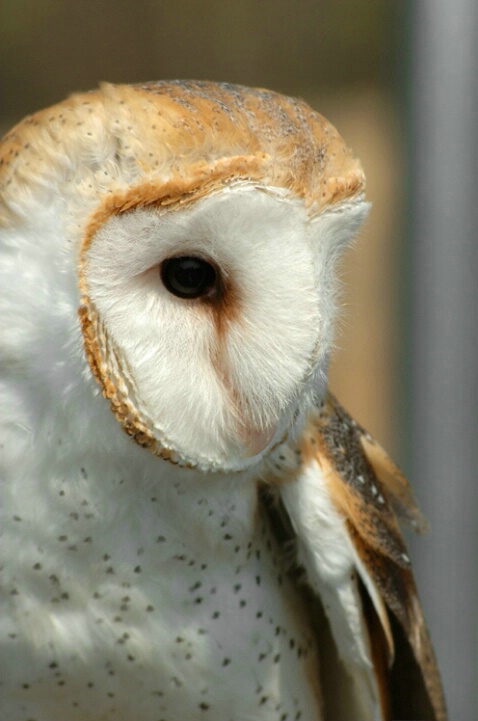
[280, 458, 382, 721]
[0, 450, 322, 721]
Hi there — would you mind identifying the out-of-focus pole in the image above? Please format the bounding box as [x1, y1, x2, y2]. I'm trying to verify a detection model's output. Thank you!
[410, 1, 478, 718]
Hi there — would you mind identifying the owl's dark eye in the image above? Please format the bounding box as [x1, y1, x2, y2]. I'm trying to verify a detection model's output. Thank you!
[161, 256, 217, 299]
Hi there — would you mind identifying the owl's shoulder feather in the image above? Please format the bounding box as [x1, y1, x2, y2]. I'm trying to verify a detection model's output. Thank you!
[262, 392, 447, 721]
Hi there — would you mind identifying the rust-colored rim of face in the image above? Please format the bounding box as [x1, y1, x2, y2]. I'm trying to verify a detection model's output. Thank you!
[78, 154, 281, 471]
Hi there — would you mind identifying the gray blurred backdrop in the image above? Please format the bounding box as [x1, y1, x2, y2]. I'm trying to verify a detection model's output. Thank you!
[1, 1, 475, 717]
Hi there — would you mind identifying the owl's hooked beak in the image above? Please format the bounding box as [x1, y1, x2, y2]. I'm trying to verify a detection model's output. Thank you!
[241, 423, 278, 459]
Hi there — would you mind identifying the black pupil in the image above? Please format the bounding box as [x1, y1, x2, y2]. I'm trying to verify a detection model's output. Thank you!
[162, 256, 216, 298]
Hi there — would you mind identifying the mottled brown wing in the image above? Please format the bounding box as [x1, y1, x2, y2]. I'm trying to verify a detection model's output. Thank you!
[315, 392, 447, 721]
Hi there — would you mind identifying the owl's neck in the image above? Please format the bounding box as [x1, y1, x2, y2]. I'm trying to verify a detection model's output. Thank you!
[92, 458, 261, 556]
[3, 406, 262, 559]
[1, 361, 271, 557]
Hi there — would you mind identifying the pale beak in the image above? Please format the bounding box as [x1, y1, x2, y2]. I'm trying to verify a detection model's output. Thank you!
[241, 423, 277, 458]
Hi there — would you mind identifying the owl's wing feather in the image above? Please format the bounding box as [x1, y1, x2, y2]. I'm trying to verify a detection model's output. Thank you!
[265, 392, 447, 721]
[354, 408, 430, 535]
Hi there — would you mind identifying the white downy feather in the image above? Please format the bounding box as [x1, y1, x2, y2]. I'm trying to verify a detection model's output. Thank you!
[280, 458, 384, 721]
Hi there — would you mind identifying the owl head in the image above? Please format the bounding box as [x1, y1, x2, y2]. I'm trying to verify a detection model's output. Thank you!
[0, 81, 368, 473]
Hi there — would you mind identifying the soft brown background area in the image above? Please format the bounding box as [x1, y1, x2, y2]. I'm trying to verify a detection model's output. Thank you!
[0, 0, 405, 456]
[0, 0, 399, 114]
[325, 90, 403, 454]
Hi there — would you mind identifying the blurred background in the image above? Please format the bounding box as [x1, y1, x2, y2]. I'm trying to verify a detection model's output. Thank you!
[1, 1, 476, 717]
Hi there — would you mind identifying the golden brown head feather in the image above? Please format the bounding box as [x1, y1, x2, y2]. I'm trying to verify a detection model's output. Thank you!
[0, 80, 365, 228]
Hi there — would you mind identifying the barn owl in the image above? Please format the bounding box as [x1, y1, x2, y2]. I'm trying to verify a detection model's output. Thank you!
[0, 81, 446, 721]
